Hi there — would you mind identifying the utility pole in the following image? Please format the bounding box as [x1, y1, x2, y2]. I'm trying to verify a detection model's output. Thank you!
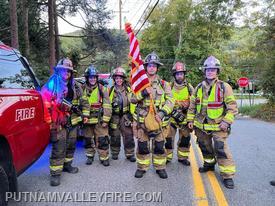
[119, 0, 122, 31]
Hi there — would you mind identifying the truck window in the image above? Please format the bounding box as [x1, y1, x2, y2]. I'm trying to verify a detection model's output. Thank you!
[0, 53, 35, 89]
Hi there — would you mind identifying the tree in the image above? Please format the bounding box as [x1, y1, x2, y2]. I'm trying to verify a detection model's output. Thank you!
[21, 0, 30, 57]
[9, 0, 19, 49]
[48, 0, 56, 72]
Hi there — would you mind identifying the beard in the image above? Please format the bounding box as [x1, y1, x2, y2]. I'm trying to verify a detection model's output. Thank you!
[175, 78, 184, 84]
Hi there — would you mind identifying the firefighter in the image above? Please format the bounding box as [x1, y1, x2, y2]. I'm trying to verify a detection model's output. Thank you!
[133, 51, 174, 179]
[41, 58, 83, 187]
[165, 62, 194, 165]
[81, 65, 112, 166]
[109, 67, 136, 162]
[187, 56, 238, 189]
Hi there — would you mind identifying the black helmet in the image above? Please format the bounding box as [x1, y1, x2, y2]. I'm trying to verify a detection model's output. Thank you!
[84, 65, 98, 78]
[144, 51, 163, 67]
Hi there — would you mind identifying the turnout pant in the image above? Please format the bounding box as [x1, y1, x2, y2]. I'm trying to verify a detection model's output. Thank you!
[195, 128, 236, 179]
[109, 114, 135, 158]
[83, 123, 109, 161]
[50, 126, 78, 176]
[134, 121, 168, 171]
[165, 123, 191, 161]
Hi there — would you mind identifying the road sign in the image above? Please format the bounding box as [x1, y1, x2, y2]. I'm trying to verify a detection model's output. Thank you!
[238, 77, 249, 87]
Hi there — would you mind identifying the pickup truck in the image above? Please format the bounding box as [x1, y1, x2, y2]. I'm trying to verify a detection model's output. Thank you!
[0, 42, 50, 205]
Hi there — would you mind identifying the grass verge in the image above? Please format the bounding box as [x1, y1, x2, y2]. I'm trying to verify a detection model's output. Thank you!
[238, 103, 275, 122]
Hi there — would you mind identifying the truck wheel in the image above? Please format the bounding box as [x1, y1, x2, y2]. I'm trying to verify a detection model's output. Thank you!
[0, 166, 9, 206]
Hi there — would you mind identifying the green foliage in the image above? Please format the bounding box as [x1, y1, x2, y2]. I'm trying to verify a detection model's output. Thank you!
[139, 0, 242, 86]
[239, 103, 275, 121]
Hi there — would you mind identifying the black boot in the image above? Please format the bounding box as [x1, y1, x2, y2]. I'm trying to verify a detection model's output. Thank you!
[86, 157, 94, 165]
[63, 162, 79, 173]
[223, 178, 234, 189]
[127, 155, 136, 162]
[101, 159, 110, 167]
[270, 181, 275, 186]
[135, 169, 146, 178]
[112, 154, 118, 160]
[198, 165, 215, 173]
[178, 159, 191, 166]
[156, 169, 168, 179]
[50, 175, 61, 186]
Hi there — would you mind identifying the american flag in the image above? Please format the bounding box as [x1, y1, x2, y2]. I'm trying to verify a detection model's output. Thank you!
[125, 22, 150, 94]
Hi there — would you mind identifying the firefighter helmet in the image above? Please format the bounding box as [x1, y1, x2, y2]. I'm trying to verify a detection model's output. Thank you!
[202, 56, 221, 72]
[112, 67, 127, 78]
[172, 61, 186, 75]
[55, 58, 74, 71]
[84, 65, 98, 77]
[144, 51, 163, 66]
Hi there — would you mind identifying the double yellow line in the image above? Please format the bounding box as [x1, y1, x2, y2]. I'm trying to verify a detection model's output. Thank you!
[189, 134, 229, 206]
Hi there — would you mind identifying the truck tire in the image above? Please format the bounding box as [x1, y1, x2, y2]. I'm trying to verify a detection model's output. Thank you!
[0, 166, 9, 206]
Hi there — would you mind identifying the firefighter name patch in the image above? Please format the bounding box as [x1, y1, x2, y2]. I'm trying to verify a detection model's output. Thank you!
[15, 107, 35, 121]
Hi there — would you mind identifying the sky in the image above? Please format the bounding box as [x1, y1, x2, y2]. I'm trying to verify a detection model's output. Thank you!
[58, 0, 158, 34]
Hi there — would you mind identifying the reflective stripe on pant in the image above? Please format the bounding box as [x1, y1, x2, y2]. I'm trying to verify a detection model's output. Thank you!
[166, 123, 191, 161]
[135, 122, 168, 170]
[194, 128, 236, 178]
[50, 126, 77, 176]
[83, 123, 109, 161]
[109, 114, 135, 157]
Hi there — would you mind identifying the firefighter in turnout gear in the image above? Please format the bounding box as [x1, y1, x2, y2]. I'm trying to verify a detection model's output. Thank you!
[133, 51, 174, 179]
[41, 58, 83, 186]
[109, 67, 136, 162]
[166, 62, 194, 166]
[187, 56, 238, 189]
[81, 65, 112, 166]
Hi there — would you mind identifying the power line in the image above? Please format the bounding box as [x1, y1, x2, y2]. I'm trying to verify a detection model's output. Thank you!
[133, 0, 153, 31]
[135, 0, 159, 35]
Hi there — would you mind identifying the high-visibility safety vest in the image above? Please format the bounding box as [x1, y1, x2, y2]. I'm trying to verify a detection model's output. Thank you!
[109, 86, 136, 115]
[172, 86, 190, 108]
[196, 82, 224, 119]
[171, 86, 190, 125]
[83, 85, 111, 124]
[194, 82, 225, 131]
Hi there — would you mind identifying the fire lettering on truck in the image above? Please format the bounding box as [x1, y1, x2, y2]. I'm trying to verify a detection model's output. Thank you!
[15, 107, 35, 121]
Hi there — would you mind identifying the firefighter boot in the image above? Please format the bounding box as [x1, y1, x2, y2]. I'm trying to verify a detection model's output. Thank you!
[127, 155, 136, 162]
[63, 162, 79, 173]
[112, 154, 119, 160]
[101, 159, 110, 167]
[86, 157, 94, 165]
[50, 175, 61, 186]
[135, 169, 146, 178]
[199, 165, 215, 173]
[178, 159, 191, 166]
[156, 169, 168, 179]
[223, 178, 234, 189]
[270, 181, 275, 186]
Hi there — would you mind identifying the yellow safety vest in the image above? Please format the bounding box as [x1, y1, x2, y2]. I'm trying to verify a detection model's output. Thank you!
[172, 86, 190, 107]
[196, 82, 224, 119]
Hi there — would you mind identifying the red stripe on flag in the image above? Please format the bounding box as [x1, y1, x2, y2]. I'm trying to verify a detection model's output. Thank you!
[132, 69, 147, 83]
[134, 79, 150, 93]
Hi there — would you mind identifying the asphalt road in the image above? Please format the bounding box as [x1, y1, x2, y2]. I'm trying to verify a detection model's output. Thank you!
[8, 116, 275, 206]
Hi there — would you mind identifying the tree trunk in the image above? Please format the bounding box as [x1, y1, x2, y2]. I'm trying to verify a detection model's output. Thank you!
[22, 0, 30, 57]
[54, 0, 60, 61]
[9, 0, 19, 49]
[48, 0, 55, 73]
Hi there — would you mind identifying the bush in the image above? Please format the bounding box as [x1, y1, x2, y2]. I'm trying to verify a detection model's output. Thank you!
[239, 103, 275, 121]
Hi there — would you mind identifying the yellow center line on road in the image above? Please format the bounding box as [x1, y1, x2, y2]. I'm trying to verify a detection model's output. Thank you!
[191, 134, 229, 206]
[190, 144, 209, 206]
